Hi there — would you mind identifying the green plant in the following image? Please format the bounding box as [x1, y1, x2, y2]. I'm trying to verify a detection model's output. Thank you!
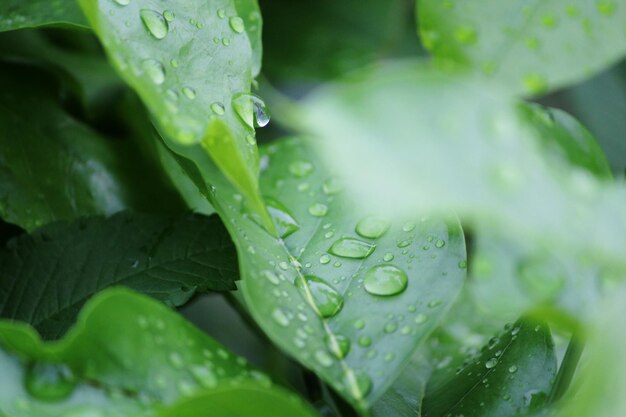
[0, 0, 625, 416]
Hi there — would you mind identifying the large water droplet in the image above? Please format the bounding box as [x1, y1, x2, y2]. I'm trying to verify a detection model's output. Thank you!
[308, 203, 328, 217]
[24, 362, 77, 401]
[229, 16, 245, 33]
[140, 9, 169, 39]
[295, 275, 343, 318]
[231, 92, 270, 128]
[142, 59, 165, 84]
[356, 216, 390, 239]
[363, 265, 408, 296]
[325, 334, 350, 358]
[329, 238, 376, 259]
[485, 358, 498, 369]
[265, 197, 299, 238]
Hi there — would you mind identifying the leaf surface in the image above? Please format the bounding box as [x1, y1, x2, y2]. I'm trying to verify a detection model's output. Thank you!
[0, 212, 238, 339]
[0, 0, 88, 32]
[419, 0, 626, 95]
[0, 288, 316, 416]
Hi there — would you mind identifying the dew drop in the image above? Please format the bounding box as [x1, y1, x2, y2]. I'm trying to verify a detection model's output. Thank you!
[24, 362, 77, 401]
[190, 365, 217, 388]
[295, 275, 344, 318]
[182, 86, 196, 99]
[231, 92, 271, 128]
[329, 237, 376, 259]
[384, 322, 398, 333]
[541, 14, 558, 28]
[597, 1, 616, 16]
[217, 8, 226, 18]
[142, 59, 165, 85]
[435, 239, 446, 248]
[454, 25, 478, 44]
[509, 365, 518, 373]
[354, 319, 365, 329]
[211, 102, 226, 115]
[288, 160, 314, 177]
[384, 352, 396, 362]
[308, 203, 328, 217]
[113, 0, 130, 5]
[358, 336, 372, 347]
[363, 264, 408, 296]
[397, 239, 412, 248]
[356, 216, 390, 239]
[140, 9, 169, 39]
[523, 73, 547, 94]
[271, 307, 290, 327]
[262, 270, 280, 285]
[402, 222, 416, 232]
[485, 358, 498, 369]
[325, 334, 351, 358]
[229, 16, 245, 33]
[323, 177, 343, 195]
[383, 252, 394, 262]
[319, 254, 331, 264]
[350, 371, 372, 398]
[265, 197, 299, 238]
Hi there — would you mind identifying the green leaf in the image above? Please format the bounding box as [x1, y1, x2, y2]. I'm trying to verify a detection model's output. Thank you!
[261, 0, 423, 82]
[0, 211, 237, 339]
[371, 351, 432, 417]
[174, 136, 466, 410]
[303, 60, 626, 280]
[79, 0, 270, 227]
[234, 0, 262, 77]
[418, 0, 626, 95]
[0, 0, 88, 32]
[0, 62, 179, 231]
[422, 320, 557, 417]
[0, 288, 316, 416]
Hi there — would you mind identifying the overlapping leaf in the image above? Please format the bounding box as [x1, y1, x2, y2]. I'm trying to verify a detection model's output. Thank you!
[0, 288, 316, 416]
[0, 212, 237, 339]
[419, 0, 626, 95]
[0, 0, 88, 32]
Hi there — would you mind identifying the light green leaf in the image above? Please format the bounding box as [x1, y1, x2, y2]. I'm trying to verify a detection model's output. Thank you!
[422, 320, 557, 417]
[0, 0, 88, 32]
[303, 60, 626, 283]
[0, 62, 177, 231]
[0, 288, 316, 416]
[233, 0, 262, 77]
[418, 0, 626, 95]
[167, 136, 466, 410]
[79, 0, 270, 227]
[0, 212, 237, 339]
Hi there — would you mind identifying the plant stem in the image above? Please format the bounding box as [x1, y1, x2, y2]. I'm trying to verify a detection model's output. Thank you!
[548, 330, 585, 403]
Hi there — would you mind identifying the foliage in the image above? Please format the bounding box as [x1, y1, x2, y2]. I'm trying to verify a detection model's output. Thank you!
[0, 0, 625, 416]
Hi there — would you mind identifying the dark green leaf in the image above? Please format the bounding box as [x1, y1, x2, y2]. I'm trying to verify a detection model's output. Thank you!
[0, 0, 88, 32]
[164, 136, 466, 410]
[0, 212, 237, 339]
[422, 320, 557, 417]
[419, 0, 626, 95]
[79, 0, 270, 226]
[0, 288, 316, 416]
[0, 62, 181, 230]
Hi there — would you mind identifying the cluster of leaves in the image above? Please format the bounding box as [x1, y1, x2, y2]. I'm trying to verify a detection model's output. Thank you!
[0, 0, 625, 416]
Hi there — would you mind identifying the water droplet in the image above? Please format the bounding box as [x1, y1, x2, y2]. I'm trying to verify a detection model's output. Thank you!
[523, 73, 547, 94]
[229, 16, 245, 33]
[435, 239, 445, 248]
[140, 9, 169, 39]
[383, 252, 394, 261]
[384, 352, 396, 362]
[262, 270, 280, 285]
[308, 203, 328, 217]
[169, 352, 184, 368]
[508, 365, 518, 373]
[329, 237, 376, 259]
[222, 38, 231, 46]
[428, 299, 441, 308]
[325, 334, 351, 358]
[142, 59, 165, 84]
[319, 254, 331, 264]
[525, 36, 540, 50]
[245, 134, 256, 145]
[211, 102, 226, 115]
[350, 371, 372, 398]
[113, 0, 130, 5]
[24, 362, 77, 401]
[566, 5, 580, 17]
[354, 319, 365, 329]
[485, 358, 498, 369]
[162, 10, 175, 22]
[265, 197, 299, 238]
[384, 322, 398, 333]
[356, 216, 390, 239]
[458, 260, 467, 269]
[323, 177, 343, 195]
[358, 336, 372, 347]
[363, 265, 408, 296]
[288, 160, 314, 177]
[217, 8, 226, 18]
[314, 349, 333, 367]
[295, 275, 343, 318]
[182, 87, 196, 99]
[402, 222, 416, 232]
[454, 25, 478, 44]
[541, 14, 558, 28]
[414, 313, 428, 324]
[190, 365, 217, 388]
[272, 307, 290, 327]
[231, 92, 271, 128]
[597, 1, 616, 16]
[397, 239, 412, 248]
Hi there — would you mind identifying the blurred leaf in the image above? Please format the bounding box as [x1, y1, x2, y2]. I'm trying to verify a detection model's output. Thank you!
[0, 288, 315, 416]
[79, 0, 270, 227]
[261, 0, 422, 83]
[234, 0, 263, 77]
[419, 0, 626, 95]
[0, 62, 180, 231]
[0, 212, 237, 339]
[164, 136, 466, 410]
[371, 351, 432, 417]
[0, 0, 88, 32]
[422, 320, 557, 417]
[304, 60, 626, 281]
